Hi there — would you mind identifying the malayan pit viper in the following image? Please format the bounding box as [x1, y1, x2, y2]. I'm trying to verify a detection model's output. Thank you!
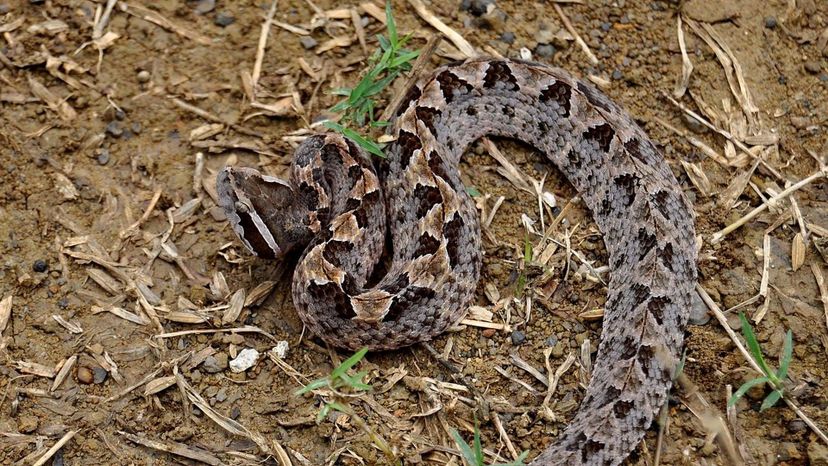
[216, 58, 698, 465]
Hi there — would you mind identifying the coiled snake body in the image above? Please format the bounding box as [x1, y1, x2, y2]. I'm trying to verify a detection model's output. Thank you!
[217, 58, 697, 465]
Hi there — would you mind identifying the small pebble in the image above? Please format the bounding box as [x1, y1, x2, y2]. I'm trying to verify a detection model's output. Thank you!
[229, 348, 260, 372]
[93, 367, 108, 384]
[215, 387, 227, 402]
[214, 11, 235, 27]
[790, 116, 810, 129]
[57, 297, 69, 309]
[808, 440, 828, 465]
[202, 353, 228, 373]
[114, 109, 126, 121]
[136, 70, 151, 83]
[788, 419, 807, 433]
[545, 335, 558, 347]
[482, 328, 496, 338]
[105, 121, 123, 138]
[33, 259, 48, 272]
[460, 0, 494, 17]
[299, 36, 318, 49]
[611, 69, 623, 80]
[97, 150, 110, 165]
[230, 406, 241, 419]
[804, 61, 822, 74]
[131, 122, 142, 134]
[0, 4, 9, 14]
[601, 22, 611, 32]
[534, 44, 556, 58]
[194, 0, 215, 14]
[77, 366, 94, 384]
[499, 31, 515, 44]
[726, 313, 742, 331]
[764, 16, 777, 29]
[510, 330, 526, 345]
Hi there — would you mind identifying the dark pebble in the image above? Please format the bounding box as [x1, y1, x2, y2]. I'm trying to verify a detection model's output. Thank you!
[131, 122, 142, 134]
[214, 11, 235, 27]
[535, 44, 556, 58]
[820, 74, 828, 82]
[600, 22, 611, 32]
[764, 16, 777, 29]
[33, 259, 48, 273]
[461, 0, 494, 17]
[620, 15, 631, 24]
[788, 419, 807, 433]
[0, 4, 9, 14]
[650, 1, 666, 11]
[114, 109, 126, 121]
[51, 450, 64, 466]
[105, 121, 123, 138]
[511, 330, 526, 345]
[97, 150, 110, 165]
[57, 298, 69, 309]
[195, 0, 215, 14]
[499, 31, 515, 44]
[545, 335, 558, 347]
[230, 406, 241, 419]
[93, 367, 108, 384]
[611, 69, 623, 80]
[299, 36, 318, 49]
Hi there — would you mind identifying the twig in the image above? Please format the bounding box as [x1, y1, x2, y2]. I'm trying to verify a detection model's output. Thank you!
[812, 264, 828, 331]
[710, 168, 827, 244]
[378, 34, 442, 122]
[251, 0, 280, 97]
[407, 0, 476, 58]
[552, 3, 598, 65]
[32, 430, 78, 466]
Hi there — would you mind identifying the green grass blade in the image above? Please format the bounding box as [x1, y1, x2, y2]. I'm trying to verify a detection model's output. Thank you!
[738, 312, 774, 377]
[450, 429, 477, 466]
[295, 377, 330, 395]
[777, 329, 793, 381]
[330, 347, 369, 379]
[493, 451, 530, 466]
[326, 401, 354, 415]
[389, 49, 421, 68]
[760, 389, 783, 411]
[385, 0, 398, 46]
[316, 403, 331, 422]
[727, 376, 769, 407]
[325, 122, 386, 158]
[473, 423, 484, 465]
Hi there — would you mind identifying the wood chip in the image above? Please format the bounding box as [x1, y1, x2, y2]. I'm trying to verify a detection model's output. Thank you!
[51, 355, 77, 392]
[119, 431, 224, 465]
[16, 360, 57, 378]
[222, 289, 246, 325]
[791, 232, 805, 272]
[28, 76, 77, 121]
[244, 281, 277, 307]
[0, 295, 11, 335]
[52, 315, 83, 334]
[144, 376, 177, 396]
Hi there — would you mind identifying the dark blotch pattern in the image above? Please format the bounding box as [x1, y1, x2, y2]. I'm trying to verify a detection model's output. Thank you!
[584, 123, 615, 152]
[396, 85, 422, 117]
[322, 240, 354, 268]
[483, 61, 519, 90]
[613, 173, 639, 207]
[308, 281, 355, 319]
[647, 296, 671, 326]
[396, 130, 422, 170]
[444, 212, 464, 268]
[236, 211, 276, 259]
[413, 233, 440, 257]
[613, 400, 634, 419]
[659, 243, 674, 272]
[581, 439, 605, 463]
[636, 228, 657, 261]
[427, 151, 451, 184]
[384, 286, 437, 322]
[413, 184, 443, 218]
[382, 273, 409, 295]
[652, 190, 673, 220]
[416, 106, 442, 135]
[539, 80, 572, 117]
[435, 70, 472, 103]
[297, 182, 320, 210]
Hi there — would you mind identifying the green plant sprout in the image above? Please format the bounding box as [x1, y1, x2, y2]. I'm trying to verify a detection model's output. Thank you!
[451, 420, 529, 466]
[727, 312, 794, 412]
[296, 347, 399, 464]
[324, 0, 420, 158]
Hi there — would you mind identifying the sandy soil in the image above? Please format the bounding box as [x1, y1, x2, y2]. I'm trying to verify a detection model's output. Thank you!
[1, 0, 827, 464]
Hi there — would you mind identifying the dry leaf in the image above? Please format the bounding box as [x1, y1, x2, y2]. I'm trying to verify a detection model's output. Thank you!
[792, 232, 805, 272]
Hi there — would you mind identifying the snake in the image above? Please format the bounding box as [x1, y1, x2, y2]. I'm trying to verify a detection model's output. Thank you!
[216, 58, 698, 465]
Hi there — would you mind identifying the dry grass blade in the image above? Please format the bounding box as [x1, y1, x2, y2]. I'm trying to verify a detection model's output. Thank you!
[0, 295, 11, 335]
[123, 3, 212, 45]
[221, 289, 246, 325]
[119, 431, 225, 466]
[812, 264, 828, 331]
[673, 15, 693, 98]
[553, 3, 598, 65]
[32, 430, 78, 466]
[791, 233, 805, 272]
[28, 76, 77, 121]
[51, 355, 77, 392]
[407, 0, 476, 58]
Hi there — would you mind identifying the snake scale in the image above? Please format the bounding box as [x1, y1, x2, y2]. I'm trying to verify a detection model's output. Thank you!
[217, 58, 697, 465]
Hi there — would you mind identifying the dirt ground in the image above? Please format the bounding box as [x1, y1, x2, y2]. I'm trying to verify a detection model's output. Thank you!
[1, 0, 828, 464]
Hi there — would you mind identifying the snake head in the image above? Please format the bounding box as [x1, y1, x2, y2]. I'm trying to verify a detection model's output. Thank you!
[216, 166, 314, 260]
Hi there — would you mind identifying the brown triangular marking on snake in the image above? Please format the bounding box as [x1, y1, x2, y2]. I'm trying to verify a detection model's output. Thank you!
[396, 130, 422, 170]
[347, 164, 362, 184]
[584, 122, 615, 153]
[414, 184, 442, 218]
[415, 106, 442, 135]
[613, 173, 639, 208]
[444, 212, 464, 268]
[307, 281, 355, 319]
[636, 227, 658, 261]
[539, 80, 572, 117]
[435, 70, 472, 104]
[483, 61, 519, 90]
[322, 240, 353, 268]
[613, 399, 635, 419]
[577, 80, 614, 113]
[647, 296, 671, 326]
[396, 85, 422, 117]
[624, 137, 658, 165]
[636, 344, 656, 374]
[413, 232, 440, 257]
[298, 181, 320, 207]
